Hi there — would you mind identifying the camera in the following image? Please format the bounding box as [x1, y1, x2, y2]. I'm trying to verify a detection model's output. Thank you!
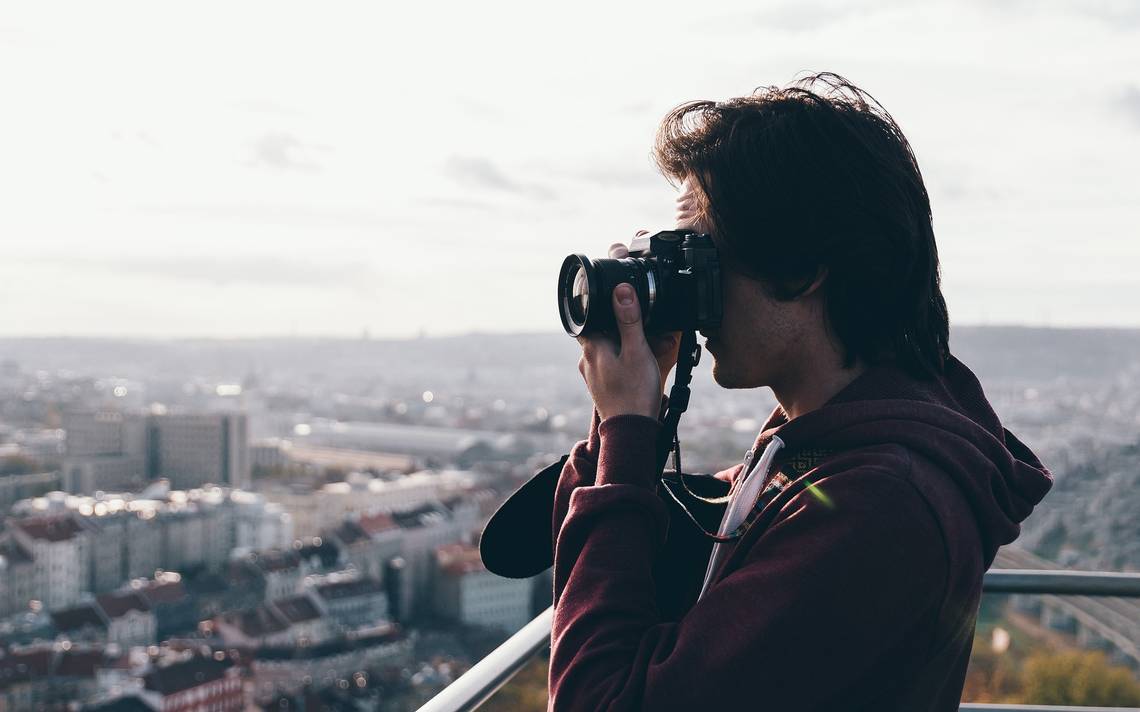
[558, 230, 723, 337]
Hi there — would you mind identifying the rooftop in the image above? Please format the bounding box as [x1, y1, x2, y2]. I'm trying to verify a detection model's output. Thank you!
[221, 606, 289, 638]
[16, 515, 84, 543]
[272, 595, 322, 624]
[314, 576, 385, 600]
[435, 542, 486, 576]
[356, 510, 398, 535]
[143, 653, 233, 695]
[247, 548, 302, 574]
[97, 591, 151, 619]
[51, 604, 107, 633]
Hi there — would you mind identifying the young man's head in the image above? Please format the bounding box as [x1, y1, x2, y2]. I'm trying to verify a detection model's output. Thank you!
[655, 73, 950, 391]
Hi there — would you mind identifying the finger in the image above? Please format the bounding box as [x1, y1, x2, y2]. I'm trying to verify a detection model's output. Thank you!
[578, 332, 617, 359]
[608, 242, 629, 259]
[612, 283, 649, 360]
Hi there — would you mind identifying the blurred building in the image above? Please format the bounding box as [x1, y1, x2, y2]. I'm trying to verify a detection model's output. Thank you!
[433, 542, 532, 634]
[389, 498, 479, 621]
[0, 537, 37, 617]
[305, 570, 389, 630]
[5, 487, 291, 613]
[10, 515, 90, 610]
[327, 511, 402, 582]
[247, 625, 411, 704]
[0, 471, 60, 513]
[140, 651, 243, 712]
[0, 644, 112, 711]
[149, 413, 250, 490]
[61, 410, 148, 494]
[265, 469, 474, 539]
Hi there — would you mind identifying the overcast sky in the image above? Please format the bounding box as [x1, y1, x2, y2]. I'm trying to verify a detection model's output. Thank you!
[2, 0, 1138, 338]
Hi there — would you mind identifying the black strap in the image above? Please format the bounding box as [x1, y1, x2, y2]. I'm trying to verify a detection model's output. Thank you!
[656, 329, 700, 476]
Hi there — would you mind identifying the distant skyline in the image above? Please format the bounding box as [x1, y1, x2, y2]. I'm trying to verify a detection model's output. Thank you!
[2, 1, 1139, 337]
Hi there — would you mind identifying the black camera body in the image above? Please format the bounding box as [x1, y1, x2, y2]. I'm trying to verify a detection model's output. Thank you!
[558, 230, 723, 337]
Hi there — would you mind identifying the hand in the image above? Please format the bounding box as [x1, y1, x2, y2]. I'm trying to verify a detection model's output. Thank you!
[606, 237, 681, 385]
[577, 283, 663, 421]
[675, 177, 702, 229]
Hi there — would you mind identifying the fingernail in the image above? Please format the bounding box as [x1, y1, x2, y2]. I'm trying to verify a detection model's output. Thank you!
[616, 284, 634, 305]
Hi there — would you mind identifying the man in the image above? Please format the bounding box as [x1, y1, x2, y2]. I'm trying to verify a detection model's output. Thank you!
[549, 74, 1053, 710]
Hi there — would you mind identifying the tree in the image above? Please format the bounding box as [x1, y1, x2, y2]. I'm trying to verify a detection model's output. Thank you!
[1021, 650, 1140, 706]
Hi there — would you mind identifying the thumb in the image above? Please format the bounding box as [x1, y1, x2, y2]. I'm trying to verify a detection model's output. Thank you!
[612, 283, 648, 356]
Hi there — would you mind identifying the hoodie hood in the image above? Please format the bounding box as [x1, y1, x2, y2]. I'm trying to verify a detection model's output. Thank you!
[755, 354, 1053, 564]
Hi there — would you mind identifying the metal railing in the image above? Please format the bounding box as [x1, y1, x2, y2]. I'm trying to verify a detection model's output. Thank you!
[960, 707, 1139, 712]
[417, 569, 1140, 712]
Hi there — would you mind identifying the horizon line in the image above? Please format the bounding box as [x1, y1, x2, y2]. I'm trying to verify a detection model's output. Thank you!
[2, 323, 1140, 343]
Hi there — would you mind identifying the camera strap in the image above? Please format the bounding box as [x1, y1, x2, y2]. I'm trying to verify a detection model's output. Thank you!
[656, 329, 700, 476]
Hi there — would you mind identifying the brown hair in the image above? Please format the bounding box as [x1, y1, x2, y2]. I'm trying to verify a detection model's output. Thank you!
[654, 72, 950, 378]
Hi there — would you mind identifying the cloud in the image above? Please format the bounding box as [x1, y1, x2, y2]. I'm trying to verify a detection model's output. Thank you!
[751, 3, 861, 32]
[138, 202, 400, 232]
[245, 132, 327, 173]
[1071, 0, 1140, 28]
[37, 255, 375, 289]
[1114, 86, 1140, 129]
[233, 99, 304, 118]
[444, 156, 556, 201]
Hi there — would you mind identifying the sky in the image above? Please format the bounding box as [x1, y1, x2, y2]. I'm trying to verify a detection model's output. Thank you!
[1, 0, 1139, 338]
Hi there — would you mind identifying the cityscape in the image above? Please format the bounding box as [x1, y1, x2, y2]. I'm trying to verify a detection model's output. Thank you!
[0, 327, 1138, 709]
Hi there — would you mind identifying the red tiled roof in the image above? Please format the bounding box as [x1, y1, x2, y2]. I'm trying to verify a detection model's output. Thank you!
[137, 578, 186, 605]
[314, 577, 385, 600]
[435, 542, 486, 576]
[51, 604, 107, 633]
[248, 549, 301, 574]
[16, 515, 84, 543]
[97, 591, 151, 619]
[222, 607, 288, 638]
[356, 511, 397, 535]
[143, 654, 233, 695]
[55, 648, 107, 678]
[272, 595, 321, 624]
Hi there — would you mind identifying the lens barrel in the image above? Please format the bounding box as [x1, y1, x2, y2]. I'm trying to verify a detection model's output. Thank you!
[558, 254, 655, 336]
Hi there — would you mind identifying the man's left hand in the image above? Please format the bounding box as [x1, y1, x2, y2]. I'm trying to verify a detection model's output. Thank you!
[577, 283, 663, 421]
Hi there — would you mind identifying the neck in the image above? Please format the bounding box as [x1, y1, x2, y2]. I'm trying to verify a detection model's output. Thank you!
[771, 345, 866, 422]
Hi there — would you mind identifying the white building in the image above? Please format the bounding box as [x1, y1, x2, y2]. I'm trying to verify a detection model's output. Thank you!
[9, 486, 291, 600]
[265, 469, 474, 539]
[434, 543, 532, 634]
[306, 570, 389, 630]
[96, 590, 156, 648]
[11, 515, 89, 611]
[390, 503, 472, 620]
[327, 511, 403, 583]
[214, 593, 333, 649]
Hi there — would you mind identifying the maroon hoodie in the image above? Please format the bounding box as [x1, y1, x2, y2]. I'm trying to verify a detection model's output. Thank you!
[548, 355, 1052, 711]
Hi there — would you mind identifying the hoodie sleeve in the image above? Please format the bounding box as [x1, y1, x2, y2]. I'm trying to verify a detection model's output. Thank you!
[551, 408, 603, 566]
[549, 430, 950, 711]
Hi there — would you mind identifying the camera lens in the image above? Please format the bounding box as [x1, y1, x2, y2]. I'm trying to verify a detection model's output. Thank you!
[568, 264, 589, 324]
[559, 253, 651, 336]
[559, 255, 596, 336]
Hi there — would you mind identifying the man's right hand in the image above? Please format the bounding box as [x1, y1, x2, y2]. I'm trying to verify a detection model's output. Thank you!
[606, 236, 681, 386]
